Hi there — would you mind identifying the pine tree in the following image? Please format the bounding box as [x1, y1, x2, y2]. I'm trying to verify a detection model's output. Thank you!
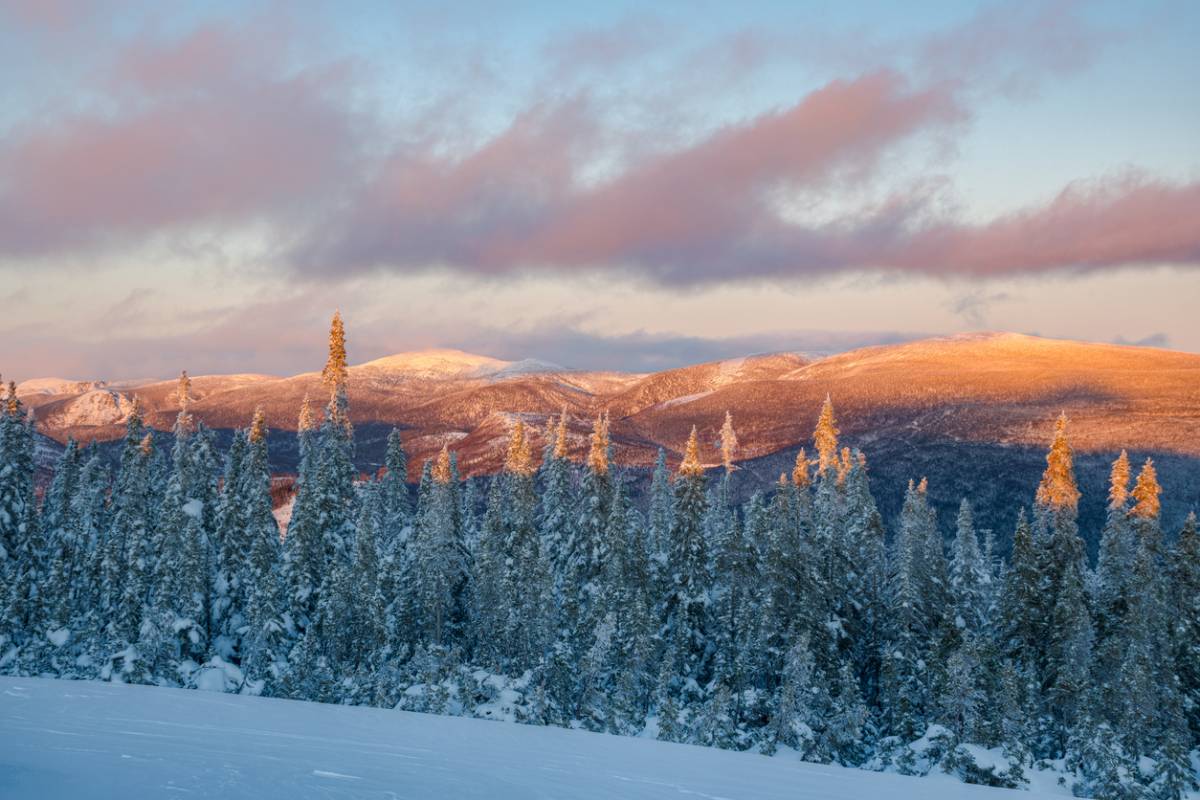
[499, 421, 551, 671]
[1118, 459, 1181, 767]
[842, 451, 887, 712]
[661, 426, 711, 683]
[377, 428, 411, 554]
[711, 502, 759, 720]
[718, 411, 738, 509]
[539, 411, 576, 600]
[760, 471, 814, 696]
[411, 447, 470, 648]
[108, 405, 157, 648]
[1170, 513, 1200, 748]
[240, 411, 286, 694]
[570, 414, 613, 622]
[211, 428, 249, 661]
[320, 310, 348, 392]
[646, 447, 673, 606]
[0, 382, 39, 663]
[283, 396, 324, 631]
[1094, 450, 1135, 727]
[37, 439, 82, 639]
[1033, 414, 1093, 758]
[949, 499, 987, 636]
[882, 479, 940, 741]
[0, 382, 34, 580]
[813, 396, 839, 479]
[60, 448, 110, 665]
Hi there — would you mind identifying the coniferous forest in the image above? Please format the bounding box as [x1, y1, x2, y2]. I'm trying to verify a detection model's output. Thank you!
[2, 316, 1198, 799]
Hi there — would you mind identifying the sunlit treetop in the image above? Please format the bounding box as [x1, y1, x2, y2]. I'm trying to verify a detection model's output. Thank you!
[1035, 412, 1080, 512]
[814, 396, 839, 477]
[505, 419, 536, 477]
[321, 310, 348, 393]
[1130, 457, 1162, 520]
[678, 425, 705, 478]
[587, 412, 610, 475]
[792, 447, 810, 488]
[433, 444, 453, 485]
[249, 405, 267, 445]
[1108, 449, 1131, 510]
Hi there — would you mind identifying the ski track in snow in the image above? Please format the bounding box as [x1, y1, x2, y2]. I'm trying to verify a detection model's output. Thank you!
[0, 676, 1067, 800]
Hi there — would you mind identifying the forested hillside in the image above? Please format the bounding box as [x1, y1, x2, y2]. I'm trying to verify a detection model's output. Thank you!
[2, 316, 1198, 799]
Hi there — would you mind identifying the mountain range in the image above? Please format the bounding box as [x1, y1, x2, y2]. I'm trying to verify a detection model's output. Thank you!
[16, 332, 1200, 551]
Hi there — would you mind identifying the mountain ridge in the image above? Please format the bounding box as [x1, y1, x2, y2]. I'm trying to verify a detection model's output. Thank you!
[15, 331, 1200, 554]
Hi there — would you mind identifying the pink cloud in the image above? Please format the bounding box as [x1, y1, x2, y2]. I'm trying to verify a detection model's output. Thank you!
[300, 71, 966, 278]
[2, 3, 1196, 286]
[892, 177, 1200, 274]
[0, 23, 361, 257]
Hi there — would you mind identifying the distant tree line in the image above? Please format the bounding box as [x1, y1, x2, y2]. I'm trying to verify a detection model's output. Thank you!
[2, 313, 1197, 799]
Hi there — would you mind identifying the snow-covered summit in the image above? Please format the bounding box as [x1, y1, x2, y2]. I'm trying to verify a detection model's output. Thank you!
[355, 348, 512, 378]
[16, 378, 107, 397]
[355, 349, 569, 380]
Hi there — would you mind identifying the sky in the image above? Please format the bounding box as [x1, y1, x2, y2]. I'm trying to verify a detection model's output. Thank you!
[0, 0, 1197, 380]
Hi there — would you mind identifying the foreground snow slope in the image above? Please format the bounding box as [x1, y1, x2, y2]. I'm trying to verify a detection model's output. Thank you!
[0, 677, 1059, 800]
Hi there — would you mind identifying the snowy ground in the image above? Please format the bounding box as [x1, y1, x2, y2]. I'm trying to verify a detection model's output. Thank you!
[0, 676, 1066, 799]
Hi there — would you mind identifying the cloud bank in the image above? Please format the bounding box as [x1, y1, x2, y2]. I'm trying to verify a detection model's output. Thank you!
[0, 2, 1196, 286]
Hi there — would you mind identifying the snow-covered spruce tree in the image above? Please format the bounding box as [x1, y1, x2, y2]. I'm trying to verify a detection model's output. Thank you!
[1118, 459, 1192, 789]
[338, 490, 388, 682]
[759, 454, 816, 698]
[710, 496, 761, 741]
[842, 451, 887, 717]
[376, 428, 411, 556]
[660, 426, 712, 691]
[718, 410, 738, 508]
[563, 414, 613, 658]
[0, 382, 34, 582]
[0, 382, 39, 665]
[142, 374, 217, 683]
[808, 401, 861, 706]
[1170, 512, 1200, 749]
[646, 447, 673, 611]
[580, 475, 654, 733]
[38, 440, 81, 629]
[1033, 414, 1093, 759]
[881, 479, 941, 743]
[285, 311, 355, 640]
[949, 499, 988, 636]
[499, 421, 552, 673]
[410, 447, 471, 649]
[313, 381, 357, 591]
[106, 401, 155, 648]
[472, 469, 506, 665]
[1093, 450, 1134, 720]
[211, 428, 248, 663]
[35, 441, 107, 672]
[540, 410, 576, 597]
[239, 409, 287, 694]
[57, 446, 110, 669]
[283, 395, 323, 632]
[393, 459, 433, 648]
[809, 400, 842, 625]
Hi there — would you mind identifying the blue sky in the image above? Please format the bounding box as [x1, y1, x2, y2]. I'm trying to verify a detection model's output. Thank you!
[0, 0, 1197, 379]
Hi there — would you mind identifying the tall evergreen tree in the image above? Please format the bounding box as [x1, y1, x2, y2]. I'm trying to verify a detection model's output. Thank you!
[411, 447, 470, 648]
[540, 411, 576, 598]
[1170, 513, 1200, 748]
[239, 409, 287, 693]
[1034, 414, 1092, 758]
[661, 427, 711, 684]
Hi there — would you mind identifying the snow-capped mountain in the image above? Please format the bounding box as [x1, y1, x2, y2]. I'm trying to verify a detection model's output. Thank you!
[17, 333, 1200, 546]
